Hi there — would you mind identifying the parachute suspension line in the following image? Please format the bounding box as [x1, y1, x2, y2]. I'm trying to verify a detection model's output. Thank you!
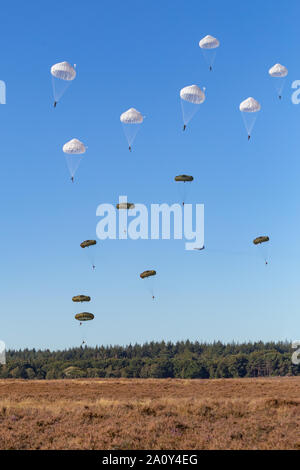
[52, 75, 72, 104]
[65, 155, 84, 180]
[242, 112, 257, 138]
[122, 123, 141, 150]
[180, 99, 199, 128]
[201, 49, 217, 71]
[275, 77, 286, 101]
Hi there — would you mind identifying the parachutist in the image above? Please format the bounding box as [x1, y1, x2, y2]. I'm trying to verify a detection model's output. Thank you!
[209, 66, 212, 71]
[129, 146, 131, 152]
[71, 176, 74, 183]
[279, 95, 282, 100]
[54, 101, 57, 108]
[152, 295, 155, 300]
[183, 124, 186, 131]
[92, 265, 96, 270]
[248, 135, 251, 141]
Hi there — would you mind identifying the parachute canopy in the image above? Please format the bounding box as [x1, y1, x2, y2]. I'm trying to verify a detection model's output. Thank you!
[120, 108, 143, 124]
[239, 97, 261, 113]
[51, 61, 76, 81]
[199, 35, 220, 49]
[72, 295, 91, 303]
[116, 202, 135, 210]
[175, 174, 194, 182]
[63, 138, 86, 154]
[269, 63, 288, 78]
[180, 85, 205, 104]
[80, 240, 97, 248]
[140, 270, 156, 279]
[253, 236, 269, 245]
[75, 312, 94, 321]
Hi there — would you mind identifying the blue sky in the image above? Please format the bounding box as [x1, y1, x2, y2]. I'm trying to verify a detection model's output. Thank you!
[1, 0, 300, 350]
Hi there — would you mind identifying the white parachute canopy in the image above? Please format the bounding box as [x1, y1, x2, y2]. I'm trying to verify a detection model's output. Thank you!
[268, 63, 288, 99]
[199, 35, 220, 70]
[51, 61, 76, 106]
[180, 85, 205, 130]
[62, 138, 86, 180]
[120, 108, 144, 151]
[239, 97, 261, 140]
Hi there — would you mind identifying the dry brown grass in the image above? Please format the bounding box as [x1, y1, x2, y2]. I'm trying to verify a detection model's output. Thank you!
[0, 377, 299, 450]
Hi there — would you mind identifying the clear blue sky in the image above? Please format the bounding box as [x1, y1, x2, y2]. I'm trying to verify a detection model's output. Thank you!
[1, 0, 299, 350]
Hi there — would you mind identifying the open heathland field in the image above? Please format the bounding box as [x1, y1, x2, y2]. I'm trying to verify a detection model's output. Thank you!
[0, 377, 299, 450]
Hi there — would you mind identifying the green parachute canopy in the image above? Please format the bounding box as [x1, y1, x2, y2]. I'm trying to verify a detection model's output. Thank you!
[75, 312, 94, 322]
[140, 270, 156, 279]
[175, 175, 194, 182]
[253, 236, 269, 245]
[116, 203, 135, 210]
[72, 295, 91, 303]
[80, 240, 97, 248]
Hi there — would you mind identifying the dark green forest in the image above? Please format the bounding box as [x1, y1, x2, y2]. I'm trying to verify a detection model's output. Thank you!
[0, 341, 299, 379]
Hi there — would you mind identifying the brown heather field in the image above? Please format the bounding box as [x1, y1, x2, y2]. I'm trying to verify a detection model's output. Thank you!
[0, 377, 299, 450]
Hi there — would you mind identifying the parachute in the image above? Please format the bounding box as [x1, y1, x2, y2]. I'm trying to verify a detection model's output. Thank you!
[75, 312, 94, 346]
[75, 312, 94, 321]
[140, 270, 156, 300]
[175, 175, 194, 182]
[269, 63, 288, 99]
[116, 202, 135, 210]
[239, 97, 261, 140]
[253, 236, 269, 265]
[199, 35, 220, 71]
[253, 236, 269, 245]
[50, 61, 76, 107]
[62, 138, 86, 182]
[174, 175, 194, 205]
[180, 85, 205, 130]
[72, 295, 91, 302]
[140, 270, 156, 279]
[120, 108, 143, 151]
[80, 240, 97, 270]
[80, 240, 96, 248]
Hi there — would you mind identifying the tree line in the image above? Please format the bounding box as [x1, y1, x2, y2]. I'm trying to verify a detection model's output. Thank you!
[0, 340, 298, 379]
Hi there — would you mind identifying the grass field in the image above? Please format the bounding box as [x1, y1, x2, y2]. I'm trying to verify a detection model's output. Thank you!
[0, 377, 299, 450]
